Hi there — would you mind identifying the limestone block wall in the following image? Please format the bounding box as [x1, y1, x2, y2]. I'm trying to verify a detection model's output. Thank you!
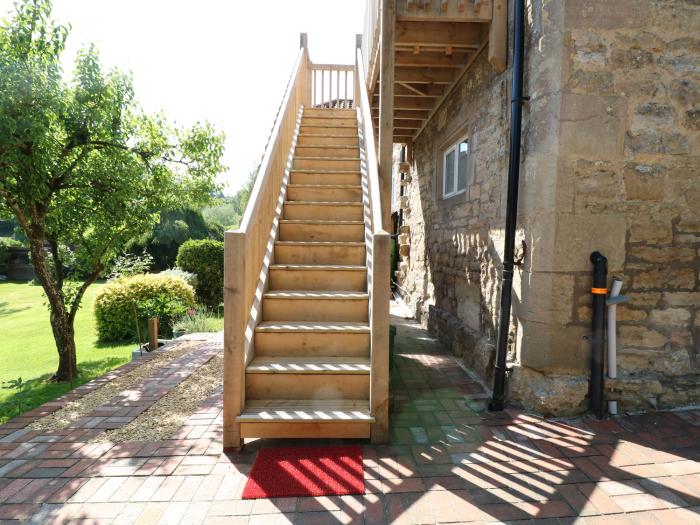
[395, 0, 699, 415]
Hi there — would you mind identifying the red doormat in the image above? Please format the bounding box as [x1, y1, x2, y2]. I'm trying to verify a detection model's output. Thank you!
[242, 445, 364, 498]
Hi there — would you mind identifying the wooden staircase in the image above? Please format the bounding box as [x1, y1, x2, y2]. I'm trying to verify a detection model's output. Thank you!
[237, 108, 374, 439]
[223, 36, 390, 449]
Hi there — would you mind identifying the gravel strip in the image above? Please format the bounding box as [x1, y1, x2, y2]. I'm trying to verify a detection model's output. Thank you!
[96, 354, 223, 442]
[29, 341, 202, 432]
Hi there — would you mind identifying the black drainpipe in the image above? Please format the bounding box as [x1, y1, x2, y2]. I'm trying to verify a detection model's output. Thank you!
[489, 0, 527, 412]
[589, 251, 608, 419]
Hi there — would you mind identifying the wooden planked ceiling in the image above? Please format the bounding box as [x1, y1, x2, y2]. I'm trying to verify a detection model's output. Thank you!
[369, 0, 506, 143]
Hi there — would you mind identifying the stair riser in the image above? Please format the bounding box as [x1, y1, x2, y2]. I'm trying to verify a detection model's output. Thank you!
[287, 186, 362, 202]
[295, 147, 359, 158]
[275, 244, 366, 265]
[269, 269, 366, 291]
[283, 203, 363, 221]
[294, 158, 360, 171]
[263, 298, 369, 322]
[246, 374, 369, 400]
[279, 223, 364, 242]
[300, 126, 357, 137]
[302, 117, 356, 127]
[240, 421, 370, 439]
[290, 172, 361, 185]
[304, 108, 355, 118]
[255, 331, 370, 357]
[297, 135, 358, 147]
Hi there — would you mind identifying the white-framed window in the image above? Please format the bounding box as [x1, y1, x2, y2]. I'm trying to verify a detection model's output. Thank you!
[442, 136, 469, 199]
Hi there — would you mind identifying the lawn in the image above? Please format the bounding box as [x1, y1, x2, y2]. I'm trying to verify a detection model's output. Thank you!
[0, 281, 134, 423]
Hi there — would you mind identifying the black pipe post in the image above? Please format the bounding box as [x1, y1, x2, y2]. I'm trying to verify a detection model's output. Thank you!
[489, 0, 527, 412]
[589, 251, 608, 419]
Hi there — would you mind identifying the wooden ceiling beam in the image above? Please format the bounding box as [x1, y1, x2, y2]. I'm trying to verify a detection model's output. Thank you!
[396, 21, 485, 48]
[395, 50, 470, 67]
[375, 83, 445, 98]
[373, 96, 436, 111]
[373, 116, 425, 128]
[395, 67, 455, 84]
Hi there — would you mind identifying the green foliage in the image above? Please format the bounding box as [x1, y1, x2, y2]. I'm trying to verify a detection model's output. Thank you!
[0, 0, 224, 379]
[1, 377, 32, 416]
[176, 239, 224, 308]
[0, 236, 23, 274]
[128, 208, 223, 270]
[159, 267, 197, 288]
[203, 172, 256, 229]
[93, 274, 195, 341]
[172, 306, 222, 334]
[107, 251, 154, 281]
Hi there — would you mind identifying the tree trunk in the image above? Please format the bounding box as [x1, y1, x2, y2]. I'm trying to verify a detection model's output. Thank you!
[27, 233, 79, 382]
[52, 313, 78, 381]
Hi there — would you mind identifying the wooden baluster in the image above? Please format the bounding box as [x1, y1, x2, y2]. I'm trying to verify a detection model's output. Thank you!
[321, 69, 325, 108]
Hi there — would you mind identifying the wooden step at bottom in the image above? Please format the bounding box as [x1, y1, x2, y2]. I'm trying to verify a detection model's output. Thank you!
[262, 291, 368, 322]
[269, 264, 367, 291]
[254, 321, 370, 357]
[246, 372, 369, 400]
[247, 357, 370, 374]
[236, 400, 372, 439]
[274, 241, 365, 265]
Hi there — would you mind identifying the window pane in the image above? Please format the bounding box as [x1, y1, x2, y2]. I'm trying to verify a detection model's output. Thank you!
[457, 140, 468, 191]
[444, 149, 455, 195]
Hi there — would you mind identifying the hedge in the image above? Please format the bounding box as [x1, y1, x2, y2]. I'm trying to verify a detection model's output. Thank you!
[93, 274, 195, 341]
[176, 239, 224, 308]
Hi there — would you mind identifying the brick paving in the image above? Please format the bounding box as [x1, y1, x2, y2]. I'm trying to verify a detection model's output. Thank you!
[1, 320, 699, 524]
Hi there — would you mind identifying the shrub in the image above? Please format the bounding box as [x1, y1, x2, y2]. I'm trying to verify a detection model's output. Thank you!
[159, 267, 198, 289]
[94, 274, 195, 341]
[107, 251, 154, 281]
[0, 237, 23, 274]
[176, 239, 224, 308]
[172, 307, 222, 334]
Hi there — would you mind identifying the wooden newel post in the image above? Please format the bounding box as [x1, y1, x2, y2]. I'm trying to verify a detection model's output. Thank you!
[224, 230, 246, 451]
[370, 231, 391, 443]
[148, 318, 158, 352]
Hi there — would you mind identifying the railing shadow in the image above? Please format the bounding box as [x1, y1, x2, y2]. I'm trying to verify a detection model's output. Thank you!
[221, 313, 699, 524]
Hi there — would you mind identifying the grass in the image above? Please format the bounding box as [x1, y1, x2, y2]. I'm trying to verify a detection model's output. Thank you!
[0, 281, 134, 424]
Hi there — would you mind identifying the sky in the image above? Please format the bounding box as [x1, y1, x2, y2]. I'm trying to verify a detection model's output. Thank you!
[0, 0, 366, 194]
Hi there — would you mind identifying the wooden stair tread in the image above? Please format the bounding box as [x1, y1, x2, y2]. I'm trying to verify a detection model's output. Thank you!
[284, 201, 362, 206]
[294, 156, 361, 161]
[256, 321, 370, 333]
[247, 357, 370, 374]
[287, 185, 361, 189]
[295, 134, 358, 138]
[275, 241, 365, 246]
[264, 291, 368, 299]
[290, 168, 360, 173]
[297, 145, 359, 149]
[236, 400, 373, 422]
[270, 264, 365, 270]
[279, 219, 364, 225]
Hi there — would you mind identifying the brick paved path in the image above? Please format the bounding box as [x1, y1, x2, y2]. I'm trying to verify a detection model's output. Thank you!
[1, 321, 699, 524]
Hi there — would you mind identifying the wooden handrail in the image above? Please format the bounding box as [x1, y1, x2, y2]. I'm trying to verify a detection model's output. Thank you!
[355, 46, 390, 443]
[223, 42, 310, 450]
[355, 47, 384, 235]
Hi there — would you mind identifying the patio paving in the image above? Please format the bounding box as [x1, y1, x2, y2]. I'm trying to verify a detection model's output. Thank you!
[1, 315, 699, 524]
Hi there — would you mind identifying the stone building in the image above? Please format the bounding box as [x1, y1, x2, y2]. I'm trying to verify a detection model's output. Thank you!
[393, 0, 699, 415]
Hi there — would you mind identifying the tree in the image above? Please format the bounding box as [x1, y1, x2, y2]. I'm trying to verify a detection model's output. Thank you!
[0, 0, 224, 381]
[202, 171, 256, 229]
[128, 207, 224, 271]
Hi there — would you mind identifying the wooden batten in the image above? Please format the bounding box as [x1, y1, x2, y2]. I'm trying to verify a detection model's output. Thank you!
[488, 0, 508, 72]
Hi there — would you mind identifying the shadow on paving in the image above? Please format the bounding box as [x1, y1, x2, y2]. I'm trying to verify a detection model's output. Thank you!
[214, 314, 700, 524]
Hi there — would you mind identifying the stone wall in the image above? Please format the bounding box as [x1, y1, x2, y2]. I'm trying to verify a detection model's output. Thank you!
[396, 0, 699, 415]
